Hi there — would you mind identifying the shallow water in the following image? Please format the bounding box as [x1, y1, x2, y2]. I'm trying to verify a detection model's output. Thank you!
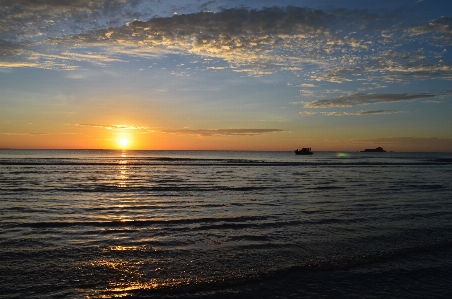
[1, 150, 451, 298]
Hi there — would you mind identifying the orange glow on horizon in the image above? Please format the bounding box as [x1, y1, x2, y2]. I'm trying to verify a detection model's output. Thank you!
[0, 128, 451, 152]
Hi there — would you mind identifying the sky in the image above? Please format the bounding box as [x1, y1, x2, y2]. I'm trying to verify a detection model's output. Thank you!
[1, 0, 452, 152]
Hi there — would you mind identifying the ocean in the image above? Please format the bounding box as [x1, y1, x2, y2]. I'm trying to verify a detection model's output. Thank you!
[1, 149, 451, 298]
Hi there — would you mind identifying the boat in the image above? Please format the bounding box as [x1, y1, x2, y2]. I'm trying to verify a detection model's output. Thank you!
[360, 147, 386, 152]
[294, 148, 313, 155]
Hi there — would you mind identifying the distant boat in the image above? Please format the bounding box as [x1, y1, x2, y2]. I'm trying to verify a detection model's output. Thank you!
[294, 148, 313, 155]
[361, 147, 386, 152]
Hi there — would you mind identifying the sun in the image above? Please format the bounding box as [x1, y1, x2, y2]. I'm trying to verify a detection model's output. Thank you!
[118, 138, 129, 148]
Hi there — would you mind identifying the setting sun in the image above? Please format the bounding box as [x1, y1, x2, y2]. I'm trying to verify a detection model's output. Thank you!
[118, 138, 129, 148]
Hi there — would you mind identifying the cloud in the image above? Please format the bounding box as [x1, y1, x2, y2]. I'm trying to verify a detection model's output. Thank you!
[407, 17, 452, 41]
[161, 129, 285, 136]
[207, 66, 228, 70]
[0, 132, 48, 136]
[303, 93, 435, 108]
[423, 100, 443, 104]
[76, 124, 150, 130]
[300, 89, 315, 96]
[1, 3, 451, 87]
[323, 110, 401, 116]
[86, 5, 392, 77]
[355, 110, 400, 115]
[0, 0, 152, 40]
[0, 61, 42, 68]
[298, 110, 400, 116]
[0, 6, 388, 73]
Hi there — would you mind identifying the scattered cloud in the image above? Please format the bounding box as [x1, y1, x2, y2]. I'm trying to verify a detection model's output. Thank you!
[1, 4, 451, 85]
[0, 0, 154, 40]
[407, 17, 452, 41]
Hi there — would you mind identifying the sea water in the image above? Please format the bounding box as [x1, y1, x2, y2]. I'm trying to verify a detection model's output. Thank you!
[0, 149, 451, 298]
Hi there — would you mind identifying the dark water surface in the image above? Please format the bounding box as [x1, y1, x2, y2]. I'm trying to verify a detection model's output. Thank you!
[1, 150, 451, 298]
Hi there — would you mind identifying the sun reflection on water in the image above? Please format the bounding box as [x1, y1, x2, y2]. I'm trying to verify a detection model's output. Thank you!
[118, 151, 128, 188]
[86, 255, 204, 298]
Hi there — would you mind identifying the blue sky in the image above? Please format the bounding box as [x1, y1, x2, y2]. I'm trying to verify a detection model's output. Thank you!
[1, 0, 452, 151]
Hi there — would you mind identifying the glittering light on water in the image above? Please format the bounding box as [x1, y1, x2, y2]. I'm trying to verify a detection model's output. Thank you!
[337, 152, 349, 158]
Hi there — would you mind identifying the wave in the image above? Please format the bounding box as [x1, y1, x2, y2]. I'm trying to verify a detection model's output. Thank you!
[1, 156, 451, 166]
[1, 185, 275, 193]
[88, 239, 452, 298]
[9, 215, 273, 228]
[6, 214, 415, 230]
[0, 162, 447, 168]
